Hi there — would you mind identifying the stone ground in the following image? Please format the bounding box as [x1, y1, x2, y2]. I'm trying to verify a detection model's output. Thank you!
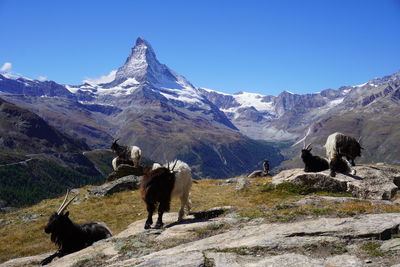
[272, 166, 400, 200]
[3, 166, 400, 267]
[3, 203, 400, 267]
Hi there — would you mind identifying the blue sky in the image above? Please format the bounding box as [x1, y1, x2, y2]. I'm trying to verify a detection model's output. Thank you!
[1, 0, 400, 95]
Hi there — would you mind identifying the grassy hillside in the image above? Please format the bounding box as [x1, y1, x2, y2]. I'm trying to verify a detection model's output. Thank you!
[0, 156, 104, 208]
[1, 170, 400, 264]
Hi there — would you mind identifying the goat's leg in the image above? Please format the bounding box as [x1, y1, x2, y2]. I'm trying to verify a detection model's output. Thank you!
[40, 251, 65, 265]
[155, 201, 169, 228]
[144, 202, 155, 229]
[178, 192, 191, 221]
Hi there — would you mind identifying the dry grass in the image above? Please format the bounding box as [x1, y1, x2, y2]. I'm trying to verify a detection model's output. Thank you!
[2, 176, 400, 263]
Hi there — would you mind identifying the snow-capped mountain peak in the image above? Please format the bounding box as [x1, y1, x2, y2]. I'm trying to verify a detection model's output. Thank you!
[113, 37, 159, 84]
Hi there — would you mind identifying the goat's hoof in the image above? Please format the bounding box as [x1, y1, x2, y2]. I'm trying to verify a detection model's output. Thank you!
[144, 224, 151, 229]
[154, 223, 164, 229]
[330, 172, 336, 177]
[351, 170, 356, 175]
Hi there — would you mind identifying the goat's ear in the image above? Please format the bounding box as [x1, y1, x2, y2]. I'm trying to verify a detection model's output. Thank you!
[308, 147, 312, 151]
[361, 147, 364, 150]
[64, 211, 70, 217]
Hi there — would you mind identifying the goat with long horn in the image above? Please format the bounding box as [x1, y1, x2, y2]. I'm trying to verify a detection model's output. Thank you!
[40, 191, 112, 265]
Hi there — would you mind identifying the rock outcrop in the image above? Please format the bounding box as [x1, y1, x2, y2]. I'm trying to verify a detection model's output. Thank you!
[6, 207, 400, 267]
[272, 165, 400, 200]
[88, 175, 142, 197]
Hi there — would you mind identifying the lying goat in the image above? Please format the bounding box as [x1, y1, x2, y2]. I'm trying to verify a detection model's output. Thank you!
[41, 191, 112, 265]
[111, 138, 141, 170]
[141, 160, 192, 229]
[301, 143, 329, 172]
[329, 155, 356, 177]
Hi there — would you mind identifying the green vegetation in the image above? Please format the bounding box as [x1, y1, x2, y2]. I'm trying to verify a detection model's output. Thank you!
[83, 149, 115, 176]
[361, 241, 384, 257]
[0, 158, 104, 207]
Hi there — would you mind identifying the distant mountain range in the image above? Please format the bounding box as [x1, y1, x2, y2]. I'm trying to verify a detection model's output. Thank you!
[1, 37, 399, 180]
[0, 38, 283, 178]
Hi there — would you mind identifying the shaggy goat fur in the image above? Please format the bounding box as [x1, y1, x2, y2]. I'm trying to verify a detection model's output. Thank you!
[111, 156, 134, 170]
[111, 139, 141, 170]
[324, 132, 361, 177]
[140, 160, 192, 229]
[329, 155, 355, 177]
[301, 144, 329, 172]
[325, 132, 362, 166]
[41, 195, 112, 265]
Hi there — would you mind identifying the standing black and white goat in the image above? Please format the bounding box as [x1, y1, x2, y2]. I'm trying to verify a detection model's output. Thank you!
[111, 138, 141, 170]
[301, 143, 329, 172]
[140, 160, 192, 229]
[325, 132, 361, 177]
[325, 132, 363, 166]
[41, 191, 112, 265]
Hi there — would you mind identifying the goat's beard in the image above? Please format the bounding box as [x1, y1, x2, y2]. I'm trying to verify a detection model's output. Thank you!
[50, 232, 63, 249]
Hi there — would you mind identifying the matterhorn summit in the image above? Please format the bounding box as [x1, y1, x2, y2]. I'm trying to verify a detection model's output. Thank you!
[105, 37, 195, 91]
[73, 37, 204, 107]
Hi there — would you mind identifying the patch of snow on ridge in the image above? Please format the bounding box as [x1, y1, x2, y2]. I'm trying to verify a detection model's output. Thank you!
[200, 87, 232, 96]
[328, 98, 344, 106]
[158, 86, 205, 106]
[83, 70, 117, 85]
[234, 92, 275, 112]
[65, 85, 80, 93]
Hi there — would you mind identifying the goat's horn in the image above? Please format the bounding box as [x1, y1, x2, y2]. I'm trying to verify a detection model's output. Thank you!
[58, 194, 77, 215]
[303, 140, 306, 149]
[171, 160, 178, 172]
[167, 161, 170, 170]
[305, 143, 312, 150]
[57, 190, 70, 214]
[113, 138, 120, 144]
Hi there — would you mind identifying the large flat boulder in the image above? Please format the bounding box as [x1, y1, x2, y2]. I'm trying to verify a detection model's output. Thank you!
[5, 212, 400, 266]
[88, 175, 142, 196]
[272, 165, 400, 200]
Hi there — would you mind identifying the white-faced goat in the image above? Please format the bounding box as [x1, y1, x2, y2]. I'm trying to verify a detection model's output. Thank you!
[41, 191, 112, 265]
[301, 143, 329, 172]
[325, 132, 361, 177]
[140, 160, 192, 229]
[111, 138, 141, 170]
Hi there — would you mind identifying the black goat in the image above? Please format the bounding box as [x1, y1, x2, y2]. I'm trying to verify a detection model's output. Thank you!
[329, 154, 356, 177]
[301, 143, 329, 172]
[140, 160, 192, 229]
[141, 166, 175, 229]
[41, 191, 112, 265]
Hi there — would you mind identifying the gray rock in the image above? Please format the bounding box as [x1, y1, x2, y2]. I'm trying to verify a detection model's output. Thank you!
[380, 238, 400, 252]
[206, 252, 363, 267]
[20, 213, 43, 223]
[88, 175, 142, 196]
[236, 176, 250, 191]
[247, 170, 267, 178]
[107, 164, 144, 182]
[0, 219, 14, 226]
[272, 166, 400, 200]
[287, 196, 400, 207]
[7, 212, 400, 267]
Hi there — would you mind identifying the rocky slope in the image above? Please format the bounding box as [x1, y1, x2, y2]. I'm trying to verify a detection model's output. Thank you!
[200, 71, 400, 166]
[3, 166, 400, 267]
